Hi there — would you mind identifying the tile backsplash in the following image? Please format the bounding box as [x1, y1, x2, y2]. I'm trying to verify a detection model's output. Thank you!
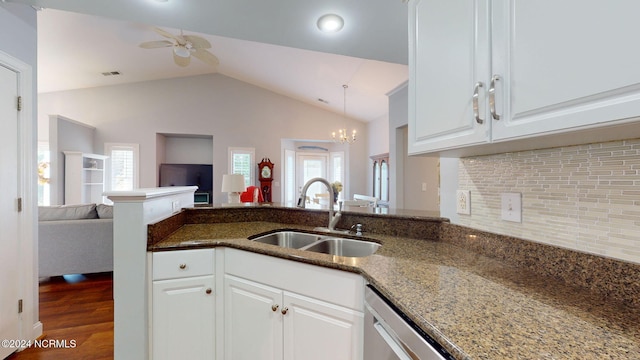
[458, 139, 640, 264]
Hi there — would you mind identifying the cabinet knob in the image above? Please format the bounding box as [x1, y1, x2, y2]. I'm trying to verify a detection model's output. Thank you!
[179, 263, 187, 270]
[205, 288, 212, 295]
[281, 307, 289, 315]
[271, 304, 279, 312]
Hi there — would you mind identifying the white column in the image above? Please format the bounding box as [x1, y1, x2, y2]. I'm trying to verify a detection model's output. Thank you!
[106, 186, 197, 360]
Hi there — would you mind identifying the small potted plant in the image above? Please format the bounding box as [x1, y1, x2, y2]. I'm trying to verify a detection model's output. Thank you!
[331, 181, 343, 202]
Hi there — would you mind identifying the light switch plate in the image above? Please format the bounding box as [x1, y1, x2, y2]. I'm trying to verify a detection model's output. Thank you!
[501, 193, 522, 222]
[456, 190, 471, 215]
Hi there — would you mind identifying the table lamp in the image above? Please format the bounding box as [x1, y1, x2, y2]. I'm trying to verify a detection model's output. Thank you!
[221, 174, 245, 204]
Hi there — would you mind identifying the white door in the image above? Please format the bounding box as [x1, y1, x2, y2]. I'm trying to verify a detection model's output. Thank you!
[296, 154, 328, 203]
[491, 0, 640, 141]
[408, 0, 491, 154]
[283, 291, 363, 360]
[224, 275, 283, 360]
[0, 64, 20, 358]
[152, 276, 215, 360]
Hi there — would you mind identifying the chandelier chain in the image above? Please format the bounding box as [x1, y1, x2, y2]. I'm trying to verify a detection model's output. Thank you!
[332, 84, 356, 144]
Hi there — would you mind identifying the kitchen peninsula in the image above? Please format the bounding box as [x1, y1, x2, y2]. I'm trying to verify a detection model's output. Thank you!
[107, 187, 640, 360]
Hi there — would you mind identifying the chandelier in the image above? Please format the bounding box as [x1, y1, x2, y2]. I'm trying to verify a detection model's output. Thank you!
[332, 84, 357, 144]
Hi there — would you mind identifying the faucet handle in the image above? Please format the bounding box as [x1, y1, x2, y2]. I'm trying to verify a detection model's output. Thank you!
[350, 223, 363, 236]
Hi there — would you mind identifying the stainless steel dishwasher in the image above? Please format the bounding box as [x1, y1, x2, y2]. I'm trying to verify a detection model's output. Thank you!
[364, 285, 454, 360]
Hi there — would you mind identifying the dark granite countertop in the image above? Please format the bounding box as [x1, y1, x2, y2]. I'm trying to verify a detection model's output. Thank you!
[151, 220, 640, 360]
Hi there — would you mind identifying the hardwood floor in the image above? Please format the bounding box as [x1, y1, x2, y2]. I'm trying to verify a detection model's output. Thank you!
[8, 272, 114, 360]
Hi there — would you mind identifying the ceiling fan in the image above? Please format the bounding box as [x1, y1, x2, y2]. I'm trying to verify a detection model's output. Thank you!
[139, 27, 220, 67]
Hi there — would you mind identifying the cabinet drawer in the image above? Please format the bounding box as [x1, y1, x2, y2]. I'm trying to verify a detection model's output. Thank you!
[153, 249, 215, 280]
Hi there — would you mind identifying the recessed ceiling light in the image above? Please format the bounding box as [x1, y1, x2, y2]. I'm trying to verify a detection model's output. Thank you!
[317, 14, 344, 33]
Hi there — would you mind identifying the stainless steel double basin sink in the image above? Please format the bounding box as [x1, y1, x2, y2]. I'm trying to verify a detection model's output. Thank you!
[248, 230, 380, 258]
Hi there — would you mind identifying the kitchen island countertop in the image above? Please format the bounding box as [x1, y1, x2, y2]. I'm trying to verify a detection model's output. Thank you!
[151, 220, 640, 360]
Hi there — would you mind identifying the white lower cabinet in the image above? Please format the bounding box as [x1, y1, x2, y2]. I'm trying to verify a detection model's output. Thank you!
[152, 249, 216, 360]
[224, 276, 282, 360]
[223, 249, 364, 360]
[283, 291, 363, 360]
[151, 248, 364, 360]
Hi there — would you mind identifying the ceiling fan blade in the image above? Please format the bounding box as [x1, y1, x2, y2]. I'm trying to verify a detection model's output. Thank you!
[139, 40, 173, 49]
[173, 51, 191, 67]
[183, 35, 211, 49]
[153, 27, 179, 41]
[192, 48, 219, 66]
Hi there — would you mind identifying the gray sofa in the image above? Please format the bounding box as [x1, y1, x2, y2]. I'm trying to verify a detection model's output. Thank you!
[38, 203, 113, 278]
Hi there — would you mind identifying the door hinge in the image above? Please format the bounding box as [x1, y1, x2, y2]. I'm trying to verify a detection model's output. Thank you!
[17, 96, 22, 111]
[18, 299, 23, 314]
[17, 198, 22, 212]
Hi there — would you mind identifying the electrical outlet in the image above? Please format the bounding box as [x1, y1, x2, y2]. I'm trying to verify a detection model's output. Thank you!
[171, 200, 180, 214]
[456, 190, 471, 215]
[421, 182, 427, 191]
[501, 193, 522, 222]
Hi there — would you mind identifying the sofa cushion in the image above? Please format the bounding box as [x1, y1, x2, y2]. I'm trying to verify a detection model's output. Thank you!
[96, 204, 113, 219]
[38, 204, 98, 221]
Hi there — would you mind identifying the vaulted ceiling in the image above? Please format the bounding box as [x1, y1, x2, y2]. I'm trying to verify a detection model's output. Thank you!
[24, 0, 410, 122]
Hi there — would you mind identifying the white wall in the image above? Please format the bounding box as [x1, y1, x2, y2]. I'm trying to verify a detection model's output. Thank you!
[388, 84, 408, 208]
[162, 135, 213, 164]
[368, 114, 389, 156]
[38, 73, 369, 204]
[387, 82, 440, 211]
[49, 115, 96, 205]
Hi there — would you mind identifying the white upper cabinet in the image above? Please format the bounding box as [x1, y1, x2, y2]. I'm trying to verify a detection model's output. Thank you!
[408, 0, 491, 154]
[492, 0, 640, 141]
[409, 0, 640, 155]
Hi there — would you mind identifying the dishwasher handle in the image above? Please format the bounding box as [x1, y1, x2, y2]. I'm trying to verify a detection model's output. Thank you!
[373, 320, 419, 360]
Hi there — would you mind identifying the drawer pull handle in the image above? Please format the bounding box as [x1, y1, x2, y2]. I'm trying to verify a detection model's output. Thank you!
[271, 304, 279, 312]
[281, 307, 289, 315]
[178, 263, 187, 270]
[205, 288, 212, 295]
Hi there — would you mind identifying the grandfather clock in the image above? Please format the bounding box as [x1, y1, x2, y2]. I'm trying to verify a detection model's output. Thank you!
[258, 158, 274, 202]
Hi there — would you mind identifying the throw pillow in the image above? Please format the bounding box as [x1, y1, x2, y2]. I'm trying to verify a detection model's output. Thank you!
[96, 204, 113, 219]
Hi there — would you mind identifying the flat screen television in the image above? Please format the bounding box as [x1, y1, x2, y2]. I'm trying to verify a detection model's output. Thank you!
[159, 163, 213, 203]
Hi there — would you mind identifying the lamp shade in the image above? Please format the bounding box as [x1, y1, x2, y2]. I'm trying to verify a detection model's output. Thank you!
[221, 174, 246, 193]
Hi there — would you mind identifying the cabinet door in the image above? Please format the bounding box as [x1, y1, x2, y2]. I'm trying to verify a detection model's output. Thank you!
[408, 0, 491, 154]
[491, 0, 640, 141]
[224, 275, 283, 360]
[283, 292, 363, 360]
[152, 275, 215, 360]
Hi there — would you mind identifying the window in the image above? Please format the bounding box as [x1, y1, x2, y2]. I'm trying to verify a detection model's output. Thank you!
[330, 152, 344, 184]
[105, 143, 139, 191]
[284, 149, 296, 204]
[371, 153, 390, 202]
[37, 142, 51, 206]
[228, 147, 255, 188]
